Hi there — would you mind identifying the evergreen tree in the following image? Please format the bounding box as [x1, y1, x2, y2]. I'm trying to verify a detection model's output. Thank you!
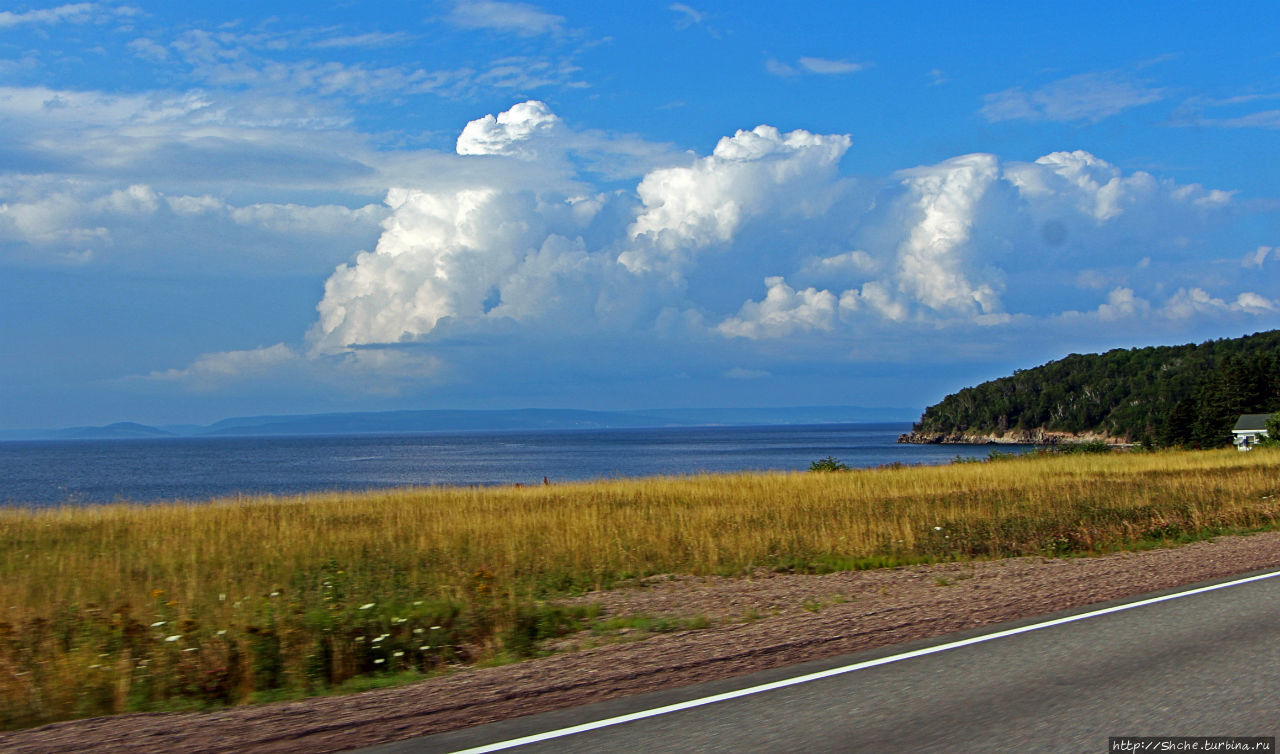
[1161, 398, 1197, 448]
[1192, 357, 1247, 448]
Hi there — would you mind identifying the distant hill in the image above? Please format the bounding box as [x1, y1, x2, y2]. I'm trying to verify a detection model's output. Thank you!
[198, 409, 673, 436]
[901, 330, 1280, 447]
[59, 422, 176, 440]
[192, 406, 914, 436]
[2, 406, 916, 442]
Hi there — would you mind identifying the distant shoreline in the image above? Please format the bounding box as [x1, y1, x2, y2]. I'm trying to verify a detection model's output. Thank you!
[0, 406, 917, 442]
[897, 428, 1131, 446]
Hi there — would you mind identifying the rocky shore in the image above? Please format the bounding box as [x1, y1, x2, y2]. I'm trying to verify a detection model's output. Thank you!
[897, 428, 1129, 445]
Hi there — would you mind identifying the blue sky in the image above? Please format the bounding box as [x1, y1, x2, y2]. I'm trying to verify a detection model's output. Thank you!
[3, 1, 1279, 429]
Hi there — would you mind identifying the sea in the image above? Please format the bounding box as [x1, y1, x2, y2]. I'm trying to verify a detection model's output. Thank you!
[0, 423, 1030, 508]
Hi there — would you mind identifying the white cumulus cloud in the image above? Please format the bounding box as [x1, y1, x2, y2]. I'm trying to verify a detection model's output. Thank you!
[620, 125, 851, 275]
[1095, 287, 1152, 321]
[890, 153, 1004, 316]
[718, 276, 839, 339]
[713, 147, 1242, 335]
[307, 159, 615, 354]
[456, 100, 561, 159]
[1162, 288, 1276, 319]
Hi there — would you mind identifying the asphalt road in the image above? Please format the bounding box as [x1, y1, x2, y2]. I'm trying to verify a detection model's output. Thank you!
[367, 570, 1280, 754]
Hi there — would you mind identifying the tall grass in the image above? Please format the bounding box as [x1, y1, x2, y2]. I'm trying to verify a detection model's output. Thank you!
[2, 448, 1278, 727]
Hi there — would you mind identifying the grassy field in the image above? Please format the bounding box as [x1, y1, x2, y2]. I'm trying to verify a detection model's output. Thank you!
[2, 447, 1279, 728]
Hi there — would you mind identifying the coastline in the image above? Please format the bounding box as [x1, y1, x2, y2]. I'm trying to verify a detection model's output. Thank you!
[897, 428, 1131, 445]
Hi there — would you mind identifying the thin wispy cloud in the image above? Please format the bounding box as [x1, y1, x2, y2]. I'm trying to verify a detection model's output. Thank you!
[669, 3, 704, 29]
[158, 27, 583, 103]
[1189, 92, 1280, 107]
[765, 58, 798, 77]
[127, 37, 168, 61]
[982, 72, 1164, 123]
[768, 56, 869, 77]
[0, 2, 120, 28]
[310, 31, 413, 49]
[1170, 92, 1280, 130]
[1193, 110, 1280, 129]
[798, 57, 866, 75]
[446, 0, 565, 37]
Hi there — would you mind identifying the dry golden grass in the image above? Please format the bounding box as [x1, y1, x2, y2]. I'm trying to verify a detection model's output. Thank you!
[2, 447, 1279, 727]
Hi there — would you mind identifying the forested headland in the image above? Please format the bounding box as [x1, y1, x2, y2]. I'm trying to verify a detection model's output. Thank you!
[901, 330, 1280, 447]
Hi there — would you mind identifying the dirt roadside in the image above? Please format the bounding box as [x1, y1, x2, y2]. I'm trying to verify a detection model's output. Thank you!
[4, 532, 1280, 753]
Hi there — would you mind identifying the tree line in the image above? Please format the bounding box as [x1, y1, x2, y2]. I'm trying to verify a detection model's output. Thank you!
[913, 330, 1280, 448]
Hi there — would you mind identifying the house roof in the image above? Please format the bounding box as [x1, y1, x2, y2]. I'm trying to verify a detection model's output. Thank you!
[1233, 414, 1272, 432]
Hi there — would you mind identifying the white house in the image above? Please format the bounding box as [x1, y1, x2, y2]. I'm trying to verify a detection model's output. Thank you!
[1232, 414, 1272, 451]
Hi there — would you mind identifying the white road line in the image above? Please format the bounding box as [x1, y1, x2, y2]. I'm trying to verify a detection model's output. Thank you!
[450, 568, 1280, 753]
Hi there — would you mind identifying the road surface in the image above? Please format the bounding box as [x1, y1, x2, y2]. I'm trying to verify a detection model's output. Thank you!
[364, 570, 1280, 753]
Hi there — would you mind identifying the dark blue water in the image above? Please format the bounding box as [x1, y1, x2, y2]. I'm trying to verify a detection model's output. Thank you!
[0, 423, 1027, 507]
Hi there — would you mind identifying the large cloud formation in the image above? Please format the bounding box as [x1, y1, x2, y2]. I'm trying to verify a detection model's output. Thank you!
[174, 100, 1273, 390]
[304, 100, 1264, 360]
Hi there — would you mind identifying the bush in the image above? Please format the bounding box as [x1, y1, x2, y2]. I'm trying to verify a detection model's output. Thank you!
[808, 456, 849, 472]
[1055, 440, 1113, 454]
[1257, 414, 1280, 447]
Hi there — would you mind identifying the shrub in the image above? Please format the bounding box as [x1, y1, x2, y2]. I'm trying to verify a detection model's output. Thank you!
[1055, 440, 1113, 454]
[808, 456, 849, 472]
[1257, 414, 1280, 447]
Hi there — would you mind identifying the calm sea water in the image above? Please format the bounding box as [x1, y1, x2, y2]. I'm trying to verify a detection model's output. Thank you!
[0, 423, 1029, 507]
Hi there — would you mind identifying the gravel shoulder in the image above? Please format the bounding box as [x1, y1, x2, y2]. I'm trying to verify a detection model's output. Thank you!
[5, 532, 1280, 753]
